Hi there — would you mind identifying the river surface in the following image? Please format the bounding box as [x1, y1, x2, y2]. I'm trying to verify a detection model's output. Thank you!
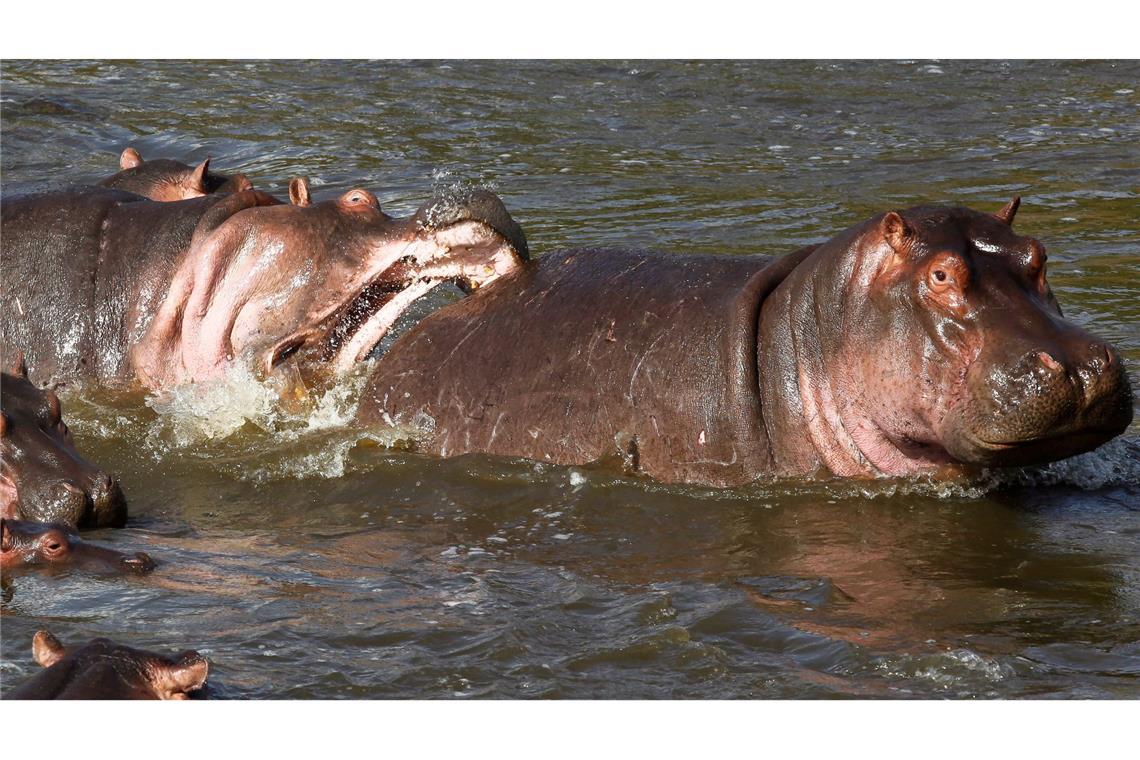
[1, 60, 1137, 699]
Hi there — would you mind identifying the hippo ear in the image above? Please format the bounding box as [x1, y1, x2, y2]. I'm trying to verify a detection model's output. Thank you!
[32, 630, 68, 668]
[994, 195, 1021, 226]
[154, 653, 209, 698]
[8, 350, 28, 378]
[120, 147, 143, 170]
[881, 211, 913, 253]
[289, 177, 312, 207]
[189, 159, 211, 193]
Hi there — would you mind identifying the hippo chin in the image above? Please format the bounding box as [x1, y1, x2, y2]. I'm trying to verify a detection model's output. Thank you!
[1, 183, 527, 390]
[357, 199, 1133, 485]
[1, 362, 126, 528]
[99, 146, 253, 201]
[4, 631, 207, 700]
[0, 519, 154, 575]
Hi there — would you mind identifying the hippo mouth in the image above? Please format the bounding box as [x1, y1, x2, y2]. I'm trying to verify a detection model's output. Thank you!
[266, 190, 528, 378]
[967, 426, 1128, 466]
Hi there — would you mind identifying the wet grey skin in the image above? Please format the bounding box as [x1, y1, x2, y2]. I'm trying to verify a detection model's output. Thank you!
[1, 367, 127, 528]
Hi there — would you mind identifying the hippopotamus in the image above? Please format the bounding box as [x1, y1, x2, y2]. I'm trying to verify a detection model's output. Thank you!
[1, 183, 527, 390]
[3, 631, 207, 700]
[357, 199, 1134, 486]
[0, 518, 154, 575]
[98, 146, 253, 201]
[1, 362, 126, 527]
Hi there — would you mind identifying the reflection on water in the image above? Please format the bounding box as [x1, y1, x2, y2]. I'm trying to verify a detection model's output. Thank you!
[1, 60, 1138, 699]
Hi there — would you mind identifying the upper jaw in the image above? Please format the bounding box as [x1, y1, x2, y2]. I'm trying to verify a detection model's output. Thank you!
[263, 190, 529, 380]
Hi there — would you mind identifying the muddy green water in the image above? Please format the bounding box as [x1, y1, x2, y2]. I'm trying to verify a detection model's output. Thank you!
[1, 60, 1137, 699]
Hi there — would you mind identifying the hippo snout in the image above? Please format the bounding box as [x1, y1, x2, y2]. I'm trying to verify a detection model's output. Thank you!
[944, 341, 1133, 466]
[122, 551, 157, 574]
[85, 473, 127, 529]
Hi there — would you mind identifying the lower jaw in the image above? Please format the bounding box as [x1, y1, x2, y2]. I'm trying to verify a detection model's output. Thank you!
[955, 430, 1121, 468]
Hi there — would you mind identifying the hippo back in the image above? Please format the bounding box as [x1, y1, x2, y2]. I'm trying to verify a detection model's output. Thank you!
[359, 248, 787, 485]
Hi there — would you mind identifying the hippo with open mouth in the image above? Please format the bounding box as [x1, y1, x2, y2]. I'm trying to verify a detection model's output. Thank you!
[1, 362, 126, 528]
[357, 199, 1133, 485]
[1, 183, 528, 390]
[98, 146, 253, 201]
[4, 631, 208, 700]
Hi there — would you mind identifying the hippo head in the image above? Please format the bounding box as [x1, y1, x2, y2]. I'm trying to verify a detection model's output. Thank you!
[773, 199, 1133, 476]
[18, 631, 208, 700]
[99, 146, 253, 201]
[1, 361, 127, 528]
[0, 518, 154, 575]
[133, 182, 529, 389]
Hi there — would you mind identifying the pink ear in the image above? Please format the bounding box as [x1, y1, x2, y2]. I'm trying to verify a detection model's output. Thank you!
[155, 653, 209, 698]
[289, 177, 311, 207]
[881, 211, 912, 252]
[32, 630, 67, 668]
[189, 158, 211, 192]
[120, 147, 143, 170]
[994, 196, 1021, 226]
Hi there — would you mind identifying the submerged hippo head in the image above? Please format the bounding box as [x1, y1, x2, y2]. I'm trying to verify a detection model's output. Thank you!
[99, 146, 253, 201]
[764, 198, 1133, 476]
[6, 631, 208, 700]
[0, 519, 154, 575]
[132, 183, 529, 389]
[1, 362, 127, 527]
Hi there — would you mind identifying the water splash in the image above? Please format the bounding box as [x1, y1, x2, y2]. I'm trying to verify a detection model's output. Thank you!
[139, 362, 432, 481]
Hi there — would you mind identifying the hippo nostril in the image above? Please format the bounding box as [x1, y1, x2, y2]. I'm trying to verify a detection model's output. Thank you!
[1037, 351, 1063, 372]
[124, 552, 157, 573]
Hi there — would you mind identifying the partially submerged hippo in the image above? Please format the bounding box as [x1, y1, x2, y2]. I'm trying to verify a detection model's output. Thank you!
[4, 631, 207, 700]
[358, 199, 1133, 485]
[1, 183, 527, 390]
[1, 518, 154, 575]
[99, 146, 253, 200]
[1, 362, 126, 527]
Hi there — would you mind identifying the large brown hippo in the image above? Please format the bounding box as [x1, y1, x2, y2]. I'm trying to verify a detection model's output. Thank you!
[0, 518, 154, 575]
[357, 199, 1134, 486]
[98, 146, 253, 201]
[1, 362, 126, 527]
[1, 184, 527, 390]
[3, 631, 208, 700]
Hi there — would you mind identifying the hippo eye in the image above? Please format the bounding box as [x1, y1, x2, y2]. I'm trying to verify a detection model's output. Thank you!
[933, 269, 947, 283]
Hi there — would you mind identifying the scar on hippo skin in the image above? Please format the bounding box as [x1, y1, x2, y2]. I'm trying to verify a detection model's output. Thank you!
[358, 198, 1133, 485]
[4, 631, 208, 700]
[99, 146, 253, 201]
[1, 356, 127, 528]
[1, 518, 155, 576]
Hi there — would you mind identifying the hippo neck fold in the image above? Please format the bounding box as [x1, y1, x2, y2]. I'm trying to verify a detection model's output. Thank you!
[756, 225, 947, 478]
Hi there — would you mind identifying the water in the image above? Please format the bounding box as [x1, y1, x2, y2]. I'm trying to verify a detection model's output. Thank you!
[1, 60, 1138, 699]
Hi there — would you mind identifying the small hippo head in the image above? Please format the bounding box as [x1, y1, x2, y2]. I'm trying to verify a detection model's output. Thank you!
[0, 518, 155, 575]
[12, 631, 208, 700]
[798, 199, 1133, 474]
[99, 146, 253, 201]
[1, 360, 127, 528]
[133, 182, 529, 389]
